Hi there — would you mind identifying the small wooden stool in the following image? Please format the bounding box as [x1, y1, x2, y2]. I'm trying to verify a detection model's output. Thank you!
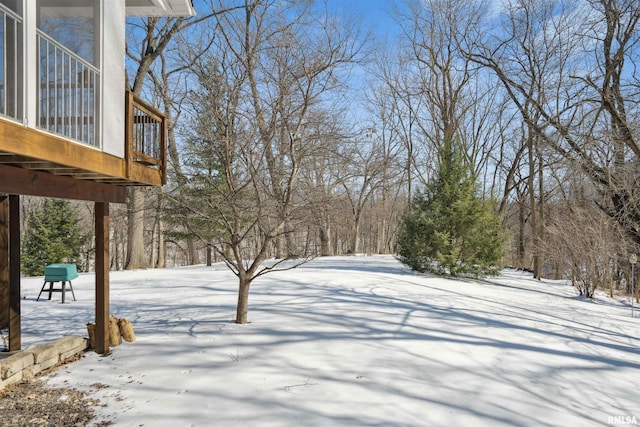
[37, 264, 79, 303]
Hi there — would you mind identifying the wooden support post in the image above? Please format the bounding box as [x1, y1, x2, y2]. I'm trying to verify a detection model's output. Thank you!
[0, 196, 8, 333]
[95, 202, 110, 354]
[9, 195, 20, 351]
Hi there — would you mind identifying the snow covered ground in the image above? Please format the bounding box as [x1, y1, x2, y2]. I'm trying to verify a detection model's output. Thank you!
[17, 255, 640, 426]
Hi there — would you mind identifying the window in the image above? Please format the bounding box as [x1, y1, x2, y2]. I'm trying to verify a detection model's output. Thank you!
[37, 0, 98, 66]
[0, 0, 23, 120]
[36, 0, 100, 146]
[0, 0, 20, 14]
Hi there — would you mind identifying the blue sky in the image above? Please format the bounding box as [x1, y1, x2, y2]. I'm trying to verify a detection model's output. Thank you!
[327, 0, 403, 41]
[188, 0, 405, 43]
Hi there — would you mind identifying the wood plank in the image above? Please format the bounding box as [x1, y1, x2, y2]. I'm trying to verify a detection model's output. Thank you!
[0, 165, 127, 203]
[130, 92, 165, 122]
[62, 173, 117, 180]
[8, 195, 20, 351]
[0, 119, 126, 178]
[125, 92, 133, 181]
[95, 202, 110, 354]
[133, 151, 160, 166]
[160, 114, 167, 184]
[129, 162, 162, 187]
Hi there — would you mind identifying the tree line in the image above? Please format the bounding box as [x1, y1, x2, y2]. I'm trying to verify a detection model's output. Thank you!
[19, 0, 640, 322]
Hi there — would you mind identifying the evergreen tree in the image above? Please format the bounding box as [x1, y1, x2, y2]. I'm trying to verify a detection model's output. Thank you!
[164, 60, 231, 251]
[397, 140, 504, 277]
[21, 199, 89, 276]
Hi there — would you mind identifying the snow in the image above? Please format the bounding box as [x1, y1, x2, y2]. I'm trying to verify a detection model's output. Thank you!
[16, 255, 640, 426]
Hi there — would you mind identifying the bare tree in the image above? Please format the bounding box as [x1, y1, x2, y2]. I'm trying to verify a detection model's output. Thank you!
[124, 2, 243, 270]
[171, 0, 366, 323]
[370, 49, 428, 202]
[542, 186, 626, 298]
[466, 0, 640, 252]
[336, 133, 396, 254]
[396, 0, 487, 170]
[362, 88, 407, 254]
[378, 0, 509, 204]
[296, 109, 349, 257]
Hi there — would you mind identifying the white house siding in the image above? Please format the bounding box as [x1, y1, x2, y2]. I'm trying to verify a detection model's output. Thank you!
[101, 0, 126, 158]
[24, 1, 37, 127]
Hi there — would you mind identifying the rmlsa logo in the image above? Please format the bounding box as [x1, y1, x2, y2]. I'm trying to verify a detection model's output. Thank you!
[608, 415, 638, 425]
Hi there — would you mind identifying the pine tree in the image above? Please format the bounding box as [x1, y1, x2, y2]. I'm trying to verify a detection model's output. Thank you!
[397, 140, 504, 277]
[163, 60, 230, 251]
[21, 199, 89, 276]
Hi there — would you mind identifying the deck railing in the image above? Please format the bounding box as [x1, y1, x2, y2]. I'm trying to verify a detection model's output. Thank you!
[0, 5, 23, 121]
[126, 91, 167, 183]
[36, 30, 99, 146]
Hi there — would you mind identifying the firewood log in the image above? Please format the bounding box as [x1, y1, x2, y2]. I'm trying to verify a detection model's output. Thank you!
[86, 322, 96, 349]
[109, 315, 121, 346]
[118, 318, 136, 343]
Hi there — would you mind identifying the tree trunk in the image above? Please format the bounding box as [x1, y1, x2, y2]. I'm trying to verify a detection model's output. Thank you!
[206, 245, 212, 266]
[527, 132, 540, 279]
[304, 224, 311, 256]
[537, 147, 545, 277]
[285, 222, 297, 258]
[319, 223, 331, 256]
[275, 235, 286, 259]
[377, 217, 386, 254]
[235, 276, 251, 324]
[156, 218, 166, 268]
[188, 239, 199, 265]
[518, 192, 526, 268]
[554, 261, 562, 281]
[150, 216, 157, 268]
[111, 227, 117, 270]
[351, 215, 361, 254]
[125, 188, 147, 269]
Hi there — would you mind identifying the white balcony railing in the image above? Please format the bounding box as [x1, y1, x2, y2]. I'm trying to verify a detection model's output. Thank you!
[37, 30, 99, 147]
[0, 5, 23, 121]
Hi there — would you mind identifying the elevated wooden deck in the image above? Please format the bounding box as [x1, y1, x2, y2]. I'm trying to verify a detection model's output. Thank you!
[0, 92, 166, 201]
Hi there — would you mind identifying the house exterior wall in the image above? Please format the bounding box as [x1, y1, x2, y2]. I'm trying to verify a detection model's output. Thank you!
[0, 0, 190, 187]
[101, 0, 126, 158]
[24, 1, 36, 128]
[3, 0, 126, 157]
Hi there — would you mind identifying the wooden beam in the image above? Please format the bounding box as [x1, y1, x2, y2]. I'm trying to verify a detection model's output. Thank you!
[0, 196, 8, 332]
[8, 195, 20, 351]
[95, 202, 110, 354]
[160, 111, 167, 185]
[125, 92, 133, 181]
[129, 162, 162, 187]
[0, 119, 125, 178]
[0, 165, 126, 203]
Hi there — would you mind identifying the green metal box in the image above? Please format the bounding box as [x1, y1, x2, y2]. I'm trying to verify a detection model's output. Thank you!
[44, 264, 79, 282]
